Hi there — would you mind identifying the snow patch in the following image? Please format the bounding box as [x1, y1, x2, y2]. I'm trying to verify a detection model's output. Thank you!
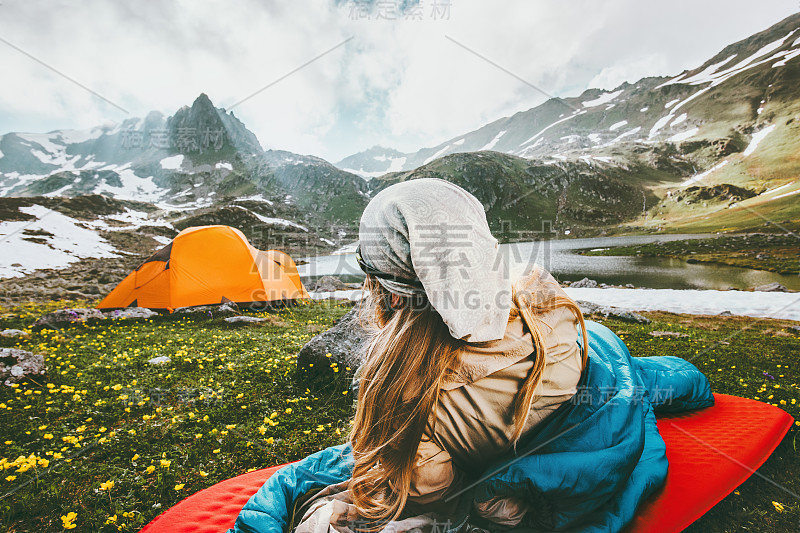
[479, 131, 506, 151]
[667, 127, 699, 143]
[771, 188, 800, 201]
[0, 205, 118, 278]
[215, 162, 233, 171]
[235, 206, 309, 232]
[563, 287, 800, 322]
[742, 124, 776, 157]
[681, 160, 729, 186]
[520, 111, 585, 147]
[664, 99, 680, 109]
[160, 155, 184, 170]
[609, 127, 642, 144]
[423, 145, 451, 165]
[581, 90, 623, 108]
[671, 113, 687, 127]
[772, 48, 800, 68]
[608, 120, 627, 131]
[648, 115, 673, 138]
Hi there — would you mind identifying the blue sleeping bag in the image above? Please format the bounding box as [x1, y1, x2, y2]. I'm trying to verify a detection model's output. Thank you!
[230, 321, 714, 532]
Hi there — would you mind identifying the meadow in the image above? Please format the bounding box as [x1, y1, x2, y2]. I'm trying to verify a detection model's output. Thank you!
[0, 300, 797, 532]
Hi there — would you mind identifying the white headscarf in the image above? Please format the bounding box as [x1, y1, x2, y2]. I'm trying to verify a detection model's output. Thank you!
[358, 178, 512, 343]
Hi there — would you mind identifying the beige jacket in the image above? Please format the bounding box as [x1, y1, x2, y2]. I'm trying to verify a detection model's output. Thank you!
[407, 267, 583, 525]
[292, 267, 583, 532]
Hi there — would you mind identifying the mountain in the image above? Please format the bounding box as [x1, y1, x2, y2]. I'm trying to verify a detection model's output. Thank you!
[338, 13, 800, 235]
[336, 145, 408, 178]
[369, 151, 681, 241]
[0, 93, 367, 224]
[340, 13, 800, 173]
[3, 14, 800, 286]
[0, 94, 369, 280]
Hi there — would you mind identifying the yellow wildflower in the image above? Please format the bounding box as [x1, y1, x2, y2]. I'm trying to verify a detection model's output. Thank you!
[61, 511, 77, 530]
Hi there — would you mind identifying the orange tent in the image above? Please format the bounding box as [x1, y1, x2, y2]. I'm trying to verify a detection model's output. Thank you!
[97, 225, 309, 311]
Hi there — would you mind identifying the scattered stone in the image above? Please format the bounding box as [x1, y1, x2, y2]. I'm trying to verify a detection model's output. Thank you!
[1, 329, 29, 338]
[570, 277, 598, 288]
[625, 284, 635, 289]
[224, 316, 268, 324]
[718, 310, 733, 316]
[297, 306, 372, 375]
[577, 301, 650, 324]
[754, 282, 788, 293]
[33, 308, 104, 329]
[0, 348, 46, 385]
[649, 331, 689, 338]
[102, 307, 159, 320]
[147, 356, 171, 365]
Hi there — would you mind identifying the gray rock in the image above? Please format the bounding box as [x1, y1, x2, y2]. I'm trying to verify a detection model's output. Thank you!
[224, 316, 267, 323]
[649, 330, 689, 338]
[570, 277, 598, 288]
[33, 308, 104, 329]
[1, 329, 29, 338]
[312, 276, 349, 292]
[102, 307, 159, 319]
[297, 306, 372, 375]
[174, 302, 240, 316]
[718, 310, 733, 316]
[789, 325, 800, 334]
[147, 356, 171, 365]
[0, 348, 46, 385]
[754, 282, 788, 293]
[577, 300, 650, 324]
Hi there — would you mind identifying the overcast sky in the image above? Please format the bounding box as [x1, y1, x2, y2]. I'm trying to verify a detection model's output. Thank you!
[0, 0, 798, 161]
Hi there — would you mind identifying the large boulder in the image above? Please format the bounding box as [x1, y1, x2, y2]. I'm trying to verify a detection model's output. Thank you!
[0, 348, 46, 385]
[296, 306, 371, 376]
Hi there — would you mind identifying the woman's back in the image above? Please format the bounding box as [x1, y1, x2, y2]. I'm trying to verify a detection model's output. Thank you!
[407, 267, 584, 525]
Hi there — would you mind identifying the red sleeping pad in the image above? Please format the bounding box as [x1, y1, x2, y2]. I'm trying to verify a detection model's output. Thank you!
[140, 394, 794, 533]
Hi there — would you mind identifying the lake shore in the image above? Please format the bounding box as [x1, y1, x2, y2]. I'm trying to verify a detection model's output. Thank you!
[578, 233, 800, 275]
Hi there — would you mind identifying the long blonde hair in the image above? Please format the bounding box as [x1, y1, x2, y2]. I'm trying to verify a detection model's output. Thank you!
[347, 272, 588, 528]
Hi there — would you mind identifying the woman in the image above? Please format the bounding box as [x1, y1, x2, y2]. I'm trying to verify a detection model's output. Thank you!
[231, 178, 713, 533]
[345, 178, 588, 530]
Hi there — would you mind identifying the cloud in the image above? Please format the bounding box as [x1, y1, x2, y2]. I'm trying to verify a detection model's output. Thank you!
[0, 0, 797, 161]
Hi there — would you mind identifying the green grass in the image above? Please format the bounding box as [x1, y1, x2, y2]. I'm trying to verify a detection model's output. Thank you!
[0, 300, 354, 532]
[0, 302, 797, 532]
[580, 232, 800, 274]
